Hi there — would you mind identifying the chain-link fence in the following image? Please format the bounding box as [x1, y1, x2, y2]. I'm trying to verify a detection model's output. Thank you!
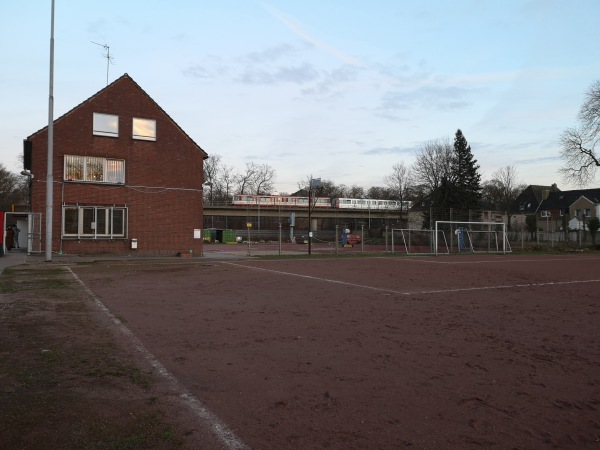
[203, 207, 599, 255]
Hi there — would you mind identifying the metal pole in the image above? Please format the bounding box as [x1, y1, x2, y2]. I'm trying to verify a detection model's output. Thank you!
[361, 224, 364, 253]
[385, 225, 388, 253]
[308, 186, 312, 256]
[45, 0, 55, 262]
[247, 225, 251, 256]
[335, 224, 338, 255]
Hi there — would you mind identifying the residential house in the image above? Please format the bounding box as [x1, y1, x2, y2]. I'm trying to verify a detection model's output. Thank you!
[511, 184, 561, 214]
[537, 189, 600, 232]
[24, 73, 208, 256]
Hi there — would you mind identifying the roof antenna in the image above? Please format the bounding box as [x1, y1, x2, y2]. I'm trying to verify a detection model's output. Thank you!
[91, 41, 114, 86]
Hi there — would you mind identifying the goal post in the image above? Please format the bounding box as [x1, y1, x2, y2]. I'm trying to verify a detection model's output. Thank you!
[434, 221, 511, 255]
[391, 229, 449, 255]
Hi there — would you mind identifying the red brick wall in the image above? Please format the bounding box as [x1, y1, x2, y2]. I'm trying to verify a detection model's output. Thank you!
[28, 75, 206, 256]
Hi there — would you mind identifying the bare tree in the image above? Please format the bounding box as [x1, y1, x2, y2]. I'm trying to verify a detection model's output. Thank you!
[560, 80, 600, 186]
[235, 162, 258, 194]
[348, 185, 365, 198]
[0, 163, 28, 211]
[579, 80, 600, 137]
[367, 186, 391, 199]
[220, 164, 236, 201]
[412, 138, 454, 195]
[384, 161, 414, 223]
[492, 165, 526, 211]
[234, 162, 276, 195]
[385, 162, 413, 201]
[203, 154, 222, 204]
[253, 163, 276, 195]
[481, 165, 527, 213]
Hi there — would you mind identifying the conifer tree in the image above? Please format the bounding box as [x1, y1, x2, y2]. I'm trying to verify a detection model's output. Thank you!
[452, 129, 481, 211]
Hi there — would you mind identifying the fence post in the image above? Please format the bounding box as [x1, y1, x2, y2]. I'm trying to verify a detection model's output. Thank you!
[361, 224, 364, 254]
[385, 225, 389, 253]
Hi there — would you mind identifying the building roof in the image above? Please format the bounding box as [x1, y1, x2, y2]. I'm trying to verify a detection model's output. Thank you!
[512, 184, 560, 213]
[27, 73, 208, 159]
[539, 188, 600, 210]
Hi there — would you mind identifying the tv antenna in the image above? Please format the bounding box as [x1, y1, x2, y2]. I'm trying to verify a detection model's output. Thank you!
[91, 41, 114, 86]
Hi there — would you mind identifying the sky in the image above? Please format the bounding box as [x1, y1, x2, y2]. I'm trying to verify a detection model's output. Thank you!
[1, 0, 599, 194]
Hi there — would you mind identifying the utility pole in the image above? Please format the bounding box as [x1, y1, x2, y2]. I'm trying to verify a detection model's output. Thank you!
[307, 178, 321, 256]
[46, 0, 55, 262]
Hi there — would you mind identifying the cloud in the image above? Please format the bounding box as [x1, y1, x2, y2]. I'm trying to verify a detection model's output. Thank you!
[182, 56, 230, 80]
[300, 64, 360, 97]
[261, 2, 364, 67]
[236, 63, 319, 85]
[239, 44, 298, 64]
[364, 146, 419, 156]
[515, 155, 561, 165]
[379, 85, 474, 112]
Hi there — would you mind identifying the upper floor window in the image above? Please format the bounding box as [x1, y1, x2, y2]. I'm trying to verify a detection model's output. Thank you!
[93, 113, 119, 137]
[64, 155, 125, 184]
[540, 210, 550, 218]
[575, 209, 581, 218]
[132, 117, 156, 141]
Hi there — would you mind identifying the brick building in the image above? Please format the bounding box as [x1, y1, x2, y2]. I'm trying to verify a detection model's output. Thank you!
[24, 73, 208, 256]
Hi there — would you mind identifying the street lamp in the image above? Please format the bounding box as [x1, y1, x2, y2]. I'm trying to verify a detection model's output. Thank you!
[20, 171, 34, 212]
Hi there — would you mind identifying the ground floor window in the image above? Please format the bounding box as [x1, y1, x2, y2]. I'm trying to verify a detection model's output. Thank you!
[62, 205, 127, 239]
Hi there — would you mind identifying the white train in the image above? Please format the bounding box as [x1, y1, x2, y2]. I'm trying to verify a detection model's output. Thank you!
[231, 194, 411, 210]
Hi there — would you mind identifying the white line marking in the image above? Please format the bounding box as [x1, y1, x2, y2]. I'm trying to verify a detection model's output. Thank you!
[222, 262, 600, 296]
[67, 267, 249, 450]
[397, 256, 600, 265]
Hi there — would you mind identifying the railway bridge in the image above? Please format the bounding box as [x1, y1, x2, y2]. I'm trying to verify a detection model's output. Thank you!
[203, 204, 408, 232]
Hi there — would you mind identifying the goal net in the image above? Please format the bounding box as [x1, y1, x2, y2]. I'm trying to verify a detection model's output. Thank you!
[391, 229, 449, 255]
[434, 221, 511, 255]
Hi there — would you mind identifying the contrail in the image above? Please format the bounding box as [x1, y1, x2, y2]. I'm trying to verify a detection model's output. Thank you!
[260, 2, 364, 67]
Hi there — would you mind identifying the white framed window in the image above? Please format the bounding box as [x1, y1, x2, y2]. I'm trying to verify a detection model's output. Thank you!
[62, 205, 127, 239]
[540, 210, 550, 218]
[93, 113, 119, 137]
[132, 117, 156, 141]
[64, 155, 125, 184]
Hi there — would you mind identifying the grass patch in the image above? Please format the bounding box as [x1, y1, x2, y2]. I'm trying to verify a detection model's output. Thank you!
[0, 267, 73, 293]
[0, 265, 192, 448]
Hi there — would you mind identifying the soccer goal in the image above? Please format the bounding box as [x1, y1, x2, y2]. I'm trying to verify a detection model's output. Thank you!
[434, 221, 512, 255]
[391, 229, 450, 255]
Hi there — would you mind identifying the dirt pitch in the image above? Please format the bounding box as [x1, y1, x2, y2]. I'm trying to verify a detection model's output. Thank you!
[3, 253, 600, 449]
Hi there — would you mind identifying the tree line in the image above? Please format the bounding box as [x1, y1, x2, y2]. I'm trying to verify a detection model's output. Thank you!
[203, 77, 600, 210]
[204, 129, 527, 213]
[8, 75, 598, 217]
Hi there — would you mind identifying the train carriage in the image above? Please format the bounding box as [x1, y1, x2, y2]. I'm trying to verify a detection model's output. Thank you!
[231, 194, 412, 210]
